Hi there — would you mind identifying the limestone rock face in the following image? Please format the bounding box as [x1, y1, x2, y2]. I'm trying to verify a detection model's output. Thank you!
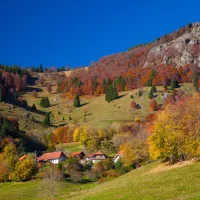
[145, 22, 200, 68]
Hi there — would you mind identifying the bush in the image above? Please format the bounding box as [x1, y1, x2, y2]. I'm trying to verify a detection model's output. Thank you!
[95, 158, 114, 171]
[115, 159, 123, 170]
[69, 169, 83, 183]
[102, 169, 121, 178]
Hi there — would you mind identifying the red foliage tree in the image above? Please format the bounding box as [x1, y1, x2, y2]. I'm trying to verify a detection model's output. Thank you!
[149, 99, 159, 111]
[130, 101, 137, 109]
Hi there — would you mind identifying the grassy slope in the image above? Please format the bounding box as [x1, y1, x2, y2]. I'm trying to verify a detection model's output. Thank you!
[56, 142, 85, 154]
[22, 83, 195, 129]
[1, 161, 200, 200]
[70, 161, 200, 200]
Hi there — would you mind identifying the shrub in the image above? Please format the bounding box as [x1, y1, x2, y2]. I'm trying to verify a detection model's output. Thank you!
[115, 159, 123, 170]
[95, 158, 114, 171]
[102, 169, 120, 178]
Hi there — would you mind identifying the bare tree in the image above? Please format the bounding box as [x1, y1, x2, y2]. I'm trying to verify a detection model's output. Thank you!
[38, 165, 64, 200]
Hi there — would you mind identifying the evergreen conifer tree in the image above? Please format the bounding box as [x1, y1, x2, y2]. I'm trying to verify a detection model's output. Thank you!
[164, 84, 168, 90]
[146, 79, 152, 87]
[0, 88, 4, 102]
[0, 118, 12, 138]
[40, 97, 50, 108]
[112, 85, 118, 100]
[148, 88, 154, 99]
[44, 112, 51, 126]
[138, 89, 143, 97]
[17, 143, 25, 157]
[152, 85, 157, 93]
[39, 64, 43, 73]
[171, 79, 179, 90]
[31, 104, 37, 111]
[193, 76, 199, 91]
[73, 94, 81, 107]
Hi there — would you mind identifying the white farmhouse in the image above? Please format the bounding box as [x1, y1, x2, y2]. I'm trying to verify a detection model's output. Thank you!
[37, 151, 66, 164]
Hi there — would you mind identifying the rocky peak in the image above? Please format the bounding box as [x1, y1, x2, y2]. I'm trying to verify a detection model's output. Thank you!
[145, 22, 200, 68]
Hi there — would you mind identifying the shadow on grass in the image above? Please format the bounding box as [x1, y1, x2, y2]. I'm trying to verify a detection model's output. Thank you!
[50, 103, 58, 107]
[5, 99, 47, 115]
[65, 178, 94, 184]
[19, 87, 43, 96]
[80, 102, 89, 107]
[117, 94, 127, 99]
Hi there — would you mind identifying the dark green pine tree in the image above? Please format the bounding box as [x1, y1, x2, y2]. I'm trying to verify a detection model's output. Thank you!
[39, 64, 43, 73]
[164, 84, 168, 90]
[17, 143, 25, 157]
[105, 86, 111, 102]
[152, 85, 157, 93]
[105, 85, 118, 103]
[112, 85, 118, 100]
[171, 79, 179, 90]
[44, 112, 51, 126]
[73, 94, 81, 107]
[146, 79, 152, 87]
[148, 88, 154, 99]
[193, 76, 199, 91]
[0, 87, 4, 102]
[31, 104, 37, 111]
[40, 97, 50, 108]
[138, 89, 143, 97]
[0, 118, 12, 138]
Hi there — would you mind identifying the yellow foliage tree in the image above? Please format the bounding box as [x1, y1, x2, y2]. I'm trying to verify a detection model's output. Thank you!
[73, 127, 81, 142]
[0, 143, 17, 182]
[149, 94, 200, 163]
[121, 139, 148, 167]
[9, 154, 36, 181]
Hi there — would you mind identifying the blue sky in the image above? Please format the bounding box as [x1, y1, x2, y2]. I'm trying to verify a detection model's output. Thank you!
[0, 0, 199, 68]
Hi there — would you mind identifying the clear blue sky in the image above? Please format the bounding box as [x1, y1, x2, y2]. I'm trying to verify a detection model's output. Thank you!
[0, 0, 199, 68]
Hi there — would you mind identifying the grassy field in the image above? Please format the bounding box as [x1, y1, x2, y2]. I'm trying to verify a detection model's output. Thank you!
[21, 81, 195, 129]
[1, 71, 195, 132]
[56, 142, 85, 154]
[1, 161, 200, 200]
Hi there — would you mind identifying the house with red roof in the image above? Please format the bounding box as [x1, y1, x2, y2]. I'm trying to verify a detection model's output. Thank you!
[86, 151, 108, 164]
[71, 151, 85, 160]
[37, 151, 66, 165]
[18, 154, 28, 161]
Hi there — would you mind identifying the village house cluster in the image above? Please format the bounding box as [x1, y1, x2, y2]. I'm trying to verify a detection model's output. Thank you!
[19, 150, 123, 165]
